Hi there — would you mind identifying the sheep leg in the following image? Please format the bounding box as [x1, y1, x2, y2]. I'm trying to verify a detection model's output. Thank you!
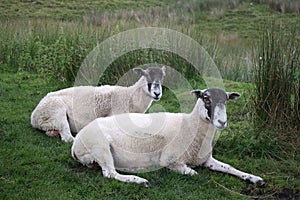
[91, 145, 150, 187]
[43, 121, 73, 143]
[58, 115, 74, 143]
[168, 163, 198, 176]
[204, 156, 265, 185]
[32, 97, 74, 143]
[103, 169, 150, 187]
[45, 120, 73, 143]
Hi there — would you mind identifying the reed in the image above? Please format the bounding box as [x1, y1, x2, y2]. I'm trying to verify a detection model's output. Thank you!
[253, 19, 300, 132]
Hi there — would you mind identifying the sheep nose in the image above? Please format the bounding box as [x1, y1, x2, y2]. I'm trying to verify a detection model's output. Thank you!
[154, 92, 160, 97]
[218, 120, 227, 127]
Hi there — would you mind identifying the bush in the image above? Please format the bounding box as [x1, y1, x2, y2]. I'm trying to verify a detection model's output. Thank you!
[253, 19, 300, 133]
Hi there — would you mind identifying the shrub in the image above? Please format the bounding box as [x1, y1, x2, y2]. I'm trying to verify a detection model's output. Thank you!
[253, 19, 300, 133]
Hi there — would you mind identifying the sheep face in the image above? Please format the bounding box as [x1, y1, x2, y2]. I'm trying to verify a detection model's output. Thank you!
[133, 66, 166, 101]
[192, 88, 240, 130]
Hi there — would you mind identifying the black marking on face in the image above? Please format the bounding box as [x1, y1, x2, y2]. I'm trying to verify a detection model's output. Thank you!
[191, 90, 212, 120]
[202, 88, 228, 122]
[193, 88, 239, 128]
[202, 93, 212, 120]
[142, 67, 166, 98]
[147, 83, 152, 93]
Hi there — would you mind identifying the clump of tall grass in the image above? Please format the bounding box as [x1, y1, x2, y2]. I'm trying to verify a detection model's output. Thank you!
[0, 17, 201, 84]
[0, 19, 117, 81]
[1, 1, 270, 84]
[253, 19, 300, 134]
[1, 10, 252, 84]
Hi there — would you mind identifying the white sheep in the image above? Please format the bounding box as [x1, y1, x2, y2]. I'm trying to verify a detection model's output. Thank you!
[31, 66, 166, 143]
[71, 88, 265, 187]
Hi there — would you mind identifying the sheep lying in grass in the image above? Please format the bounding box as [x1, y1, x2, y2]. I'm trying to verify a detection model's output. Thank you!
[31, 66, 166, 143]
[71, 88, 265, 187]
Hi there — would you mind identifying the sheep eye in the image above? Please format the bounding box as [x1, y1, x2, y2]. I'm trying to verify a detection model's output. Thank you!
[203, 96, 211, 104]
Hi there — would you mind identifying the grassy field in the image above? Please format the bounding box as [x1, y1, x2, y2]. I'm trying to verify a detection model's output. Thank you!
[1, 0, 299, 199]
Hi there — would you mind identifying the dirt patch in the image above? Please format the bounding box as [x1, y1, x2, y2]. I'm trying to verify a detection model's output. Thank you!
[241, 184, 300, 199]
[276, 188, 300, 200]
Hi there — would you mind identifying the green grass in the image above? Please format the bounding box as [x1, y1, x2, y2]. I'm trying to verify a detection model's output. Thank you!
[253, 19, 300, 132]
[1, 0, 300, 199]
[1, 1, 299, 82]
[0, 0, 168, 19]
[1, 71, 299, 199]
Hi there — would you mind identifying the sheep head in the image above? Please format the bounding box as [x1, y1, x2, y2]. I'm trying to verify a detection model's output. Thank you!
[191, 88, 240, 130]
[133, 66, 166, 101]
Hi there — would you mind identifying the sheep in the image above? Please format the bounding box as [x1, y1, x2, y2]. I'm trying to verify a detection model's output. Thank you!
[31, 66, 166, 143]
[71, 88, 265, 187]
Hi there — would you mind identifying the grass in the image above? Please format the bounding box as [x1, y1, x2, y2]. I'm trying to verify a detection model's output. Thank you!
[1, 1, 299, 82]
[0, 0, 168, 19]
[254, 19, 300, 131]
[0, 71, 295, 199]
[1, 70, 299, 199]
[1, 0, 300, 199]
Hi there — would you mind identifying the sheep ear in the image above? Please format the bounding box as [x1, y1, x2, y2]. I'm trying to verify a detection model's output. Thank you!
[161, 66, 166, 77]
[191, 90, 203, 99]
[227, 92, 241, 101]
[133, 68, 148, 77]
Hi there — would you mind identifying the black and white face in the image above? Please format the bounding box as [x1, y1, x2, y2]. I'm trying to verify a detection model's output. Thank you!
[133, 66, 166, 101]
[192, 88, 240, 130]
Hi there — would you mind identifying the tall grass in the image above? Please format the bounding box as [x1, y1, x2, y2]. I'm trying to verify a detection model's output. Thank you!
[0, 19, 109, 80]
[2, 1, 295, 84]
[0, 12, 255, 84]
[2, 1, 299, 84]
[253, 19, 300, 133]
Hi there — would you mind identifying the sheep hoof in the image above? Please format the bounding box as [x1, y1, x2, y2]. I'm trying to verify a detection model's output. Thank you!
[87, 162, 100, 169]
[189, 170, 198, 176]
[245, 176, 265, 186]
[61, 135, 74, 143]
[46, 130, 60, 137]
[257, 180, 266, 187]
[142, 181, 150, 187]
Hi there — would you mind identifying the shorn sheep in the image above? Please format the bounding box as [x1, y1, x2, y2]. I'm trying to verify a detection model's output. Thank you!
[31, 66, 166, 143]
[71, 88, 265, 187]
